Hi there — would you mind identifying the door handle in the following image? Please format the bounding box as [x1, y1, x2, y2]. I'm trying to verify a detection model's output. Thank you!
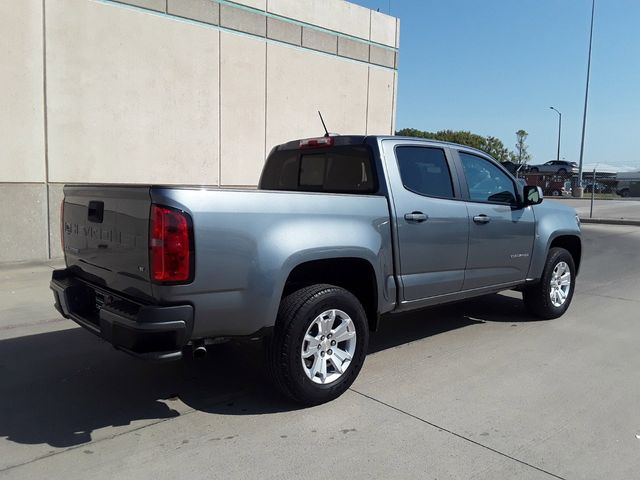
[473, 214, 491, 224]
[404, 212, 428, 222]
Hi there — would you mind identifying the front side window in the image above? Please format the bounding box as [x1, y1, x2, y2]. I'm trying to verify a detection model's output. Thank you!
[459, 152, 517, 204]
[395, 146, 455, 199]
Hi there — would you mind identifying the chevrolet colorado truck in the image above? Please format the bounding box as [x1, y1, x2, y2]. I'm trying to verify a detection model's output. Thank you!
[51, 135, 582, 405]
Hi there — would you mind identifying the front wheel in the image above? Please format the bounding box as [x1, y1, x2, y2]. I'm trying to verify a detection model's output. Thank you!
[267, 284, 369, 405]
[523, 247, 576, 319]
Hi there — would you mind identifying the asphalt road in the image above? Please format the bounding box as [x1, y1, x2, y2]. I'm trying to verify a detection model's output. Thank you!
[1, 224, 639, 479]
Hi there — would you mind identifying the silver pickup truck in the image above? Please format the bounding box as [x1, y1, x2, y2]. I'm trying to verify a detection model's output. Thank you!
[51, 135, 581, 405]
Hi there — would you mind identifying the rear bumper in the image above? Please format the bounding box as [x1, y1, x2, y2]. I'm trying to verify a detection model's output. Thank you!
[50, 269, 192, 361]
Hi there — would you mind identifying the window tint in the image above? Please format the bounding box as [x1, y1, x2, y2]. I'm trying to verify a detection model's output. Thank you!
[459, 152, 517, 204]
[395, 147, 454, 198]
[260, 146, 376, 193]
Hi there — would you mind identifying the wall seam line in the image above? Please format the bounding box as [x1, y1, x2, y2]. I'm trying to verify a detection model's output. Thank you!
[365, 67, 370, 135]
[264, 6, 268, 166]
[218, 29, 222, 186]
[42, 0, 52, 259]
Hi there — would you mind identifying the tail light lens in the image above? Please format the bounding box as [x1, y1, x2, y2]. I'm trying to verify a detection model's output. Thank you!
[150, 205, 193, 283]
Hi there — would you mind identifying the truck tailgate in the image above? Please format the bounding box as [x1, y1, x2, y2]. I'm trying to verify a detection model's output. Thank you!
[62, 185, 153, 299]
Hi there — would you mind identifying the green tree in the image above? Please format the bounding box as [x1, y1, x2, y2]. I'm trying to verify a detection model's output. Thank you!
[395, 128, 512, 162]
[513, 129, 532, 164]
[483, 136, 510, 162]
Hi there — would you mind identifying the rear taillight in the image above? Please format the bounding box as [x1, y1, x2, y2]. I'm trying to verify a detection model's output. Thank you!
[150, 205, 192, 283]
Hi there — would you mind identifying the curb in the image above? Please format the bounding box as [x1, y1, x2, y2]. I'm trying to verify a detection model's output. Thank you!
[579, 218, 640, 226]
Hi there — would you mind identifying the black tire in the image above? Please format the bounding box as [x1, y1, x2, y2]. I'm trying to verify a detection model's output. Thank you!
[558, 168, 567, 174]
[552, 190, 560, 196]
[530, 167, 539, 173]
[267, 284, 369, 405]
[620, 189, 630, 198]
[523, 247, 576, 319]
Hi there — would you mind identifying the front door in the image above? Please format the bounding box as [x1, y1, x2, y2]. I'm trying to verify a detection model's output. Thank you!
[383, 141, 469, 301]
[455, 150, 535, 290]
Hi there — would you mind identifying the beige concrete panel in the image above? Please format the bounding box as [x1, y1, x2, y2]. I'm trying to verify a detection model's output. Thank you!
[46, 0, 220, 185]
[0, 0, 45, 182]
[366, 67, 394, 135]
[48, 183, 65, 259]
[395, 17, 400, 48]
[268, 0, 370, 40]
[266, 43, 368, 150]
[229, 0, 265, 10]
[267, 16, 301, 46]
[392, 70, 397, 133]
[117, 0, 165, 13]
[337, 36, 369, 62]
[219, 32, 266, 186]
[167, 0, 219, 25]
[301, 27, 337, 55]
[220, 3, 266, 36]
[0, 184, 48, 263]
[369, 44, 395, 68]
[370, 10, 396, 47]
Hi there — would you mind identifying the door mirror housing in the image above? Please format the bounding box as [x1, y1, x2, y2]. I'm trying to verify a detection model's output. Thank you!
[523, 185, 543, 206]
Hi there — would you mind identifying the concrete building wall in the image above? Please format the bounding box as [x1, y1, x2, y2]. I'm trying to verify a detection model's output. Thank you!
[0, 0, 399, 263]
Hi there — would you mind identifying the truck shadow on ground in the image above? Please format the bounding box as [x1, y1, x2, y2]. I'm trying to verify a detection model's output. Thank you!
[0, 293, 541, 450]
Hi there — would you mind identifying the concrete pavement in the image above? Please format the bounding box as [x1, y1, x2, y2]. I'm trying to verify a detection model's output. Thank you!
[549, 198, 640, 222]
[1, 225, 640, 479]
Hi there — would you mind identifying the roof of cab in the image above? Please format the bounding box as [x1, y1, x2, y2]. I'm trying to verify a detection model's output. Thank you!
[274, 135, 495, 160]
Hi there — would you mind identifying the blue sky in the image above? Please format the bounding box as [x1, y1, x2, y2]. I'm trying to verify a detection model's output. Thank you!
[351, 0, 640, 171]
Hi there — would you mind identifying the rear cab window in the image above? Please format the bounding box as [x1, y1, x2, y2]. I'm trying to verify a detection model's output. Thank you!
[260, 145, 377, 194]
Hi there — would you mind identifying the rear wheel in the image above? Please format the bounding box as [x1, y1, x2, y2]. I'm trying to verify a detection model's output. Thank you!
[558, 168, 567, 174]
[552, 190, 560, 196]
[267, 284, 369, 405]
[530, 167, 539, 173]
[523, 247, 575, 319]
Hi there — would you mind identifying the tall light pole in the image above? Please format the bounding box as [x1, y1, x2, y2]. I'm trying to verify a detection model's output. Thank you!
[577, 0, 596, 197]
[549, 107, 562, 161]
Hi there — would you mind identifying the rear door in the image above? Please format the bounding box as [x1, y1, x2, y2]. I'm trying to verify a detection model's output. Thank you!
[63, 185, 153, 299]
[382, 140, 469, 301]
[453, 150, 535, 290]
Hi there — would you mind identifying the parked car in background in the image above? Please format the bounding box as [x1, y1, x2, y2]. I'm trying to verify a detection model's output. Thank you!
[616, 171, 640, 197]
[584, 182, 613, 194]
[529, 160, 578, 175]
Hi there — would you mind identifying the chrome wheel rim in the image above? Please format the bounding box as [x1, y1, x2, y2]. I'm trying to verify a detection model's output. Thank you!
[301, 309, 357, 385]
[550, 261, 571, 307]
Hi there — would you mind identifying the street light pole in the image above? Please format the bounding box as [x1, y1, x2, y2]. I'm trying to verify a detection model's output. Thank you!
[577, 0, 596, 197]
[549, 107, 562, 161]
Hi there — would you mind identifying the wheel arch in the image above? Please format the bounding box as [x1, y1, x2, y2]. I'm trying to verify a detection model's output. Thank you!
[549, 235, 582, 275]
[281, 257, 381, 332]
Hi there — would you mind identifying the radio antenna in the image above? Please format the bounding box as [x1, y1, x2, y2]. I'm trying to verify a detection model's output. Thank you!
[318, 111, 330, 137]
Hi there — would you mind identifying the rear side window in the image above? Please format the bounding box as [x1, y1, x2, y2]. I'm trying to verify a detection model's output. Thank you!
[260, 146, 376, 193]
[395, 146, 455, 199]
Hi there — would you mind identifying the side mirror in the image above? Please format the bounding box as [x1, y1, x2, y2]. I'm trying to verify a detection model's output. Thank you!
[523, 185, 543, 206]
